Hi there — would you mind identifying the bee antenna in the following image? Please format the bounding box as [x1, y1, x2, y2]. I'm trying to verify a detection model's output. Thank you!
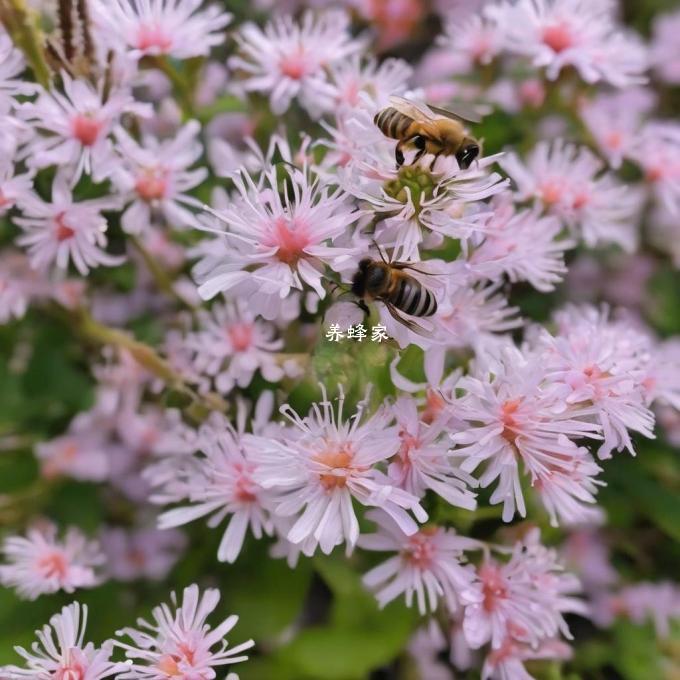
[371, 239, 390, 264]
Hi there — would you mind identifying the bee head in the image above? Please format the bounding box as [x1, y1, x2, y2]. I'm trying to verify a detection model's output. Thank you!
[456, 142, 480, 169]
[351, 258, 372, 296]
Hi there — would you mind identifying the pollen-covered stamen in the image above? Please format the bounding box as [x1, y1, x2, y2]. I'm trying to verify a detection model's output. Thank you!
[135, 167, 168, 201]
[54, 212, 76, 242]
[279, 51, 309, 79]
[542, 22, 574, 53]
[136, 24, 173, 52]
[402, 527, 438, 569]
[37, 551, 68, 580]
[55, 649, 86, 680]
[71, 114, 103, 147]
[500, 398, 523, 443]
[264, 216, 311, 265]
[479, 562, 509, 612]
[314, 442, 356, 490]
[421, 389, 446, 424]
[538, 180, 565, 206]
[226, 322, 254, 352]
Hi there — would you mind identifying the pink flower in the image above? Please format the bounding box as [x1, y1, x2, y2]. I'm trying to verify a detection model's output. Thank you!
[115, 584, 254, 678]
[450, 343, 601, 522]
[561, 529, 618, 592]
[487, 0, 648, 87]
[15, 172, 124, 275]
[194, 163, 359, 320]
[229, 10, 364, 117]
[180, 299, 293, 392]
[153, 413, 274, 564]
[100, 527, 186, 582]
[461, 529, 585, 651]
[36, 430, 112, 482]
[501, 140, 643, 252]
[388, 396, 477, 510]
[0, 522, 104, 600]
[113, 121, 206, 233]
[438, 11, 504, 73]
[92, 0, 231, 60]
[580, 88, 655, 169]
[359, 510, 479, 614]
[651, 8, 680, 84]
[538, 305, 656, 458]
[0, 163, 34, 216]
[251, 386, 427, 556]
[466, 194, 575, 292]
[481, 638, 572, 680]
[0, 29, 36, 108]
[18, 74, 147, 184]
[4, 602, 127, 679]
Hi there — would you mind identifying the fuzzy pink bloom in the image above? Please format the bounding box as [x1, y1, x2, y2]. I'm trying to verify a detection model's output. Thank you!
[650, 8, 680, 84]
[359, 510, 479, 614]
[229, 10, 364, 117]
[0, 162, 33, 215]
[501, 140, 643, 252]
[450, 343, 602, 523]
[462, 529, 585, 652]
[538, 305, 656, 458]
[15, 173, 124, 275]
[4, 602, 128, 679]
[113, 121, 206, 233]
[481, 638, 572, 680]
[154, 413, 274, 564]
[438, 10, 504, 73]
[18, 74, 147, 184]
[92, 0, 231, 60]
[562, 529, 618, 592]
[115, 584, 254, 678]
[180, 299, 293, 392]
[251, 386, 427, 556]
[487, 0, 647, 87]
[194, 163, 359, 320]
[579, 88, 655, 169]
[388, 396, 477, 510]
[36, 430, 112, 482]
[100, 527, 186, 582]
[0, 523, 104, 600]
[0, 30, 35, 106]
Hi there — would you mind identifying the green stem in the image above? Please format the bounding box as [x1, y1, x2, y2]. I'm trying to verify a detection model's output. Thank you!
[146, 55, 195, 118]
[0, 0, 51, 87]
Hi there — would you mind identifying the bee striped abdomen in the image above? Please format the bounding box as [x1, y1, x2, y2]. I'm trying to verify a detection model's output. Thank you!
[374, 107, 413, 140]
[391, 277, 438, 317]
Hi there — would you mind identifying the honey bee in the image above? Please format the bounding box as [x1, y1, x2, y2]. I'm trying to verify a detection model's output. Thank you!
[351, 255, 438, 332]
[374, 95, 482, 170]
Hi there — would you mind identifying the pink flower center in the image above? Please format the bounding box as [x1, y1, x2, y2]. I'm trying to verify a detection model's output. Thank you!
[479, 563, 508, 612]
[538, 180, 564, 206]
[71, 115, 103, 147]
[421, 389, 446, 424]
[227, 323, 254, 352]
[265, 217, 311, 265]
[279, 51, 309, 79]
[54, 212, 75, 242]
[55, 649, 86, 680]
[500, 398, 522, 443]
[135, 168, 168, 201]
[314, 443, 356, 490]
[137, 24, 173, 53]
[0, 189, 12, 208]
[542, 22, 574, 53]
[604, 131, 623, 151]
[403, 528, 438, 569]
[157, 643, 196, 676]
[37, 550, 68, 580]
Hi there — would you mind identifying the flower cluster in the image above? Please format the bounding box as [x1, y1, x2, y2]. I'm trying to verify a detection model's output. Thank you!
[1, 0, 680, 678]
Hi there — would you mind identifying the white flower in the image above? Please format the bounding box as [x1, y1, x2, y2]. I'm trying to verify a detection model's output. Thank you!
[0, 522, 104, 600]
[113, 120, 206, 233]
[15, 173, 124, 275]
[229, 10, 364, 117]
[251, 386, 428, 556]
[193, 163, 359, 320]
[18, 74, 148, 183]
[360, 510, 479, 614]
[4, 602, 127, 679]
[115, 584, 254, 679]
[487, 0, 648, 88]
[0, 162, 34, 215]
[0, 249, 42, 323]
[0, 30, 36, 109]
[91, 0, 231, 60]
[154, 413, 274, 564]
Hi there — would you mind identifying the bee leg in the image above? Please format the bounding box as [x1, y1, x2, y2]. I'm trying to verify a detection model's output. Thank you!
[429, 152, 442, 172]
[395, 142, 405, 168]
[355, 299, 370, 317]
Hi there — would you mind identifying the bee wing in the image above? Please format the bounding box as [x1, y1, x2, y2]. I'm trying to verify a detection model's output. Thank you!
[427, 102, 485, 124]
[389, 95, 437, 121]
[383, 301, 433, 338]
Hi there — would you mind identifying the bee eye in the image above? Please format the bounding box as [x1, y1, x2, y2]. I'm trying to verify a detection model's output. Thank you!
[413, 135, 426, 150]
[456, 145, 479, 169]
